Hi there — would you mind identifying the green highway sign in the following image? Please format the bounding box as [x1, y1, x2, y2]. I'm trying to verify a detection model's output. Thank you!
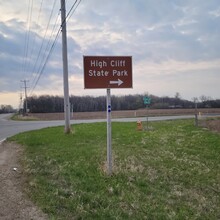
[143, 96, 151, 105]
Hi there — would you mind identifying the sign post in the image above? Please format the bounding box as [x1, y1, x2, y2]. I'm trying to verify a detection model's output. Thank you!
[106, 88, 112, 175]
[143, 96, 151, 130]
[83, 56, 132, 175]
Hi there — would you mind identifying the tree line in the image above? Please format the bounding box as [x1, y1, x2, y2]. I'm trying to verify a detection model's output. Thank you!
[0, 105, 15, 114]
[24, 94, 220, 113]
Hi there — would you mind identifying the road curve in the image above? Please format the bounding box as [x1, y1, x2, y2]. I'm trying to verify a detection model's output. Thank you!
[0, 113, 199, 143]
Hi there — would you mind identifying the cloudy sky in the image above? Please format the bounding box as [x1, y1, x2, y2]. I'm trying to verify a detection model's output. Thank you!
[0, 0, 219, 108]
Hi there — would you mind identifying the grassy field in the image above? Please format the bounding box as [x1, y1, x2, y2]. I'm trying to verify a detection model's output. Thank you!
[9, 119, 220, 219]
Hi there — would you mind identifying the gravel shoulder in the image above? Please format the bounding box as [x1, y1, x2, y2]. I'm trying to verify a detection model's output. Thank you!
[0, 141, 47, 220]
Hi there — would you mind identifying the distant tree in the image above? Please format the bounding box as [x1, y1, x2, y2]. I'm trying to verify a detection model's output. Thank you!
[200, 95, 212, 102]
[0, 105, 14, 113]
[175, 92, 181, 100]
[198, 95, 213, 108]
[174, 92, 182, 107]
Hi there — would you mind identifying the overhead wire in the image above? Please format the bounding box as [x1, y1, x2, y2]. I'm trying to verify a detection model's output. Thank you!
[28, 0, 82, 95]
[67, 0, 82, 23]
[66, 0, 78, 21]
[21, 0, 34, 80]
[26, 0, 44, 83]
[29, 10, 61, 95]
[29, 0, 58, 93]
[30, 26, 61, 95]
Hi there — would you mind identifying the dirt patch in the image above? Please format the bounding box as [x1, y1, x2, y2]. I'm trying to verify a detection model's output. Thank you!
[200, 119, 220, 133]
[0, 142, 47, 220]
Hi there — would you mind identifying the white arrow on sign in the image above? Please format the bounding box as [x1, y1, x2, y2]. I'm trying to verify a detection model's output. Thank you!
[109, 79, 123, 86]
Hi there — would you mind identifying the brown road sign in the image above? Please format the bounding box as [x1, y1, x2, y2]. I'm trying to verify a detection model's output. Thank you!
[83, 56, 132, 89]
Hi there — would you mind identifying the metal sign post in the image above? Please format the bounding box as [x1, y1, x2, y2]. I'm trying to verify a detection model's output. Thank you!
[143, 96, 151, 130]
[106, 88, 112, 175]
[146, 105, 149, 130]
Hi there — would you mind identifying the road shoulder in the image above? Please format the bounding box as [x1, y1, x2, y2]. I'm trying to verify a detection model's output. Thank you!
[0, 141, 48, 220]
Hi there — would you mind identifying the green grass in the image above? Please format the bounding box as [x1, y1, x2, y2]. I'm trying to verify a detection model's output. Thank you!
[9, 120, 220, 219]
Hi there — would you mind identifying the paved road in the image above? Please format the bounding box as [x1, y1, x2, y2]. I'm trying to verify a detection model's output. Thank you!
[0, 114, 62, 143]
[0, 113, 198, 143]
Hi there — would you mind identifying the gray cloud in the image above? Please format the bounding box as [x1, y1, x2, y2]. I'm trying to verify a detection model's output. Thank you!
[72, 0, 220, 63]
[0, 0, 219, 103]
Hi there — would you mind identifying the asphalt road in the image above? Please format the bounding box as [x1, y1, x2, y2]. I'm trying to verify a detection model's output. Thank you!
[0, 113, 198, 143]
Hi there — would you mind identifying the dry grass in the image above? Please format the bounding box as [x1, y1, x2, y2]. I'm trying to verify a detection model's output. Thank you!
[27, 108, 220, 120]
[199, 118, 220, 133]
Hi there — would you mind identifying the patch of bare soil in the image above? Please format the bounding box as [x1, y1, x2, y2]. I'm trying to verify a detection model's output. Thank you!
[0, 142, 47, 220]
[206, 119, 220, 133]
[200, 119, 220, 133]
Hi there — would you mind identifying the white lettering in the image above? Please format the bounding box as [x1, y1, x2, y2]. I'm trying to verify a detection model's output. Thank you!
[89, 70, 109, 77]
[90, 60, 96, 67]
[112, 70, 117, 76]
[110, 60, 126, 67]
[112, 70, 128, 76]
[90, 60, 107, 68]
[89, 70, 93, 76]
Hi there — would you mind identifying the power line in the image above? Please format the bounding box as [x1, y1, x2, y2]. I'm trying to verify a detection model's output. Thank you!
[26, 0, 44, 80]
[66, 0, 78, 21]
[30, 26, 61, 95]
[21, 0, 34, 80]
[28, 0, 83, 95]
[67, 0, 82, 23]
[29, 15, 61, 95]
[29, 9, 61, 96]
[29, 0, 58, 92]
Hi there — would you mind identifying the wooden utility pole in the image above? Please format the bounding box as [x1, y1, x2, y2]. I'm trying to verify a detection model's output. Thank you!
[21, 80, 29, 115]
[60, 0, 71, 133]
[193, 97, 198, 127]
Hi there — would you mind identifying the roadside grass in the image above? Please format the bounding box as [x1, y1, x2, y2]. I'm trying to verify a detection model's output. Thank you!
[9, 119, 220, 219]
[11, 113, 39, 121]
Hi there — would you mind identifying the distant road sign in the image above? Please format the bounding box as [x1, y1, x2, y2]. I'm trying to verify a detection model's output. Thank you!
[83, 56, 132, 89]
[143, 96, 151, 105]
